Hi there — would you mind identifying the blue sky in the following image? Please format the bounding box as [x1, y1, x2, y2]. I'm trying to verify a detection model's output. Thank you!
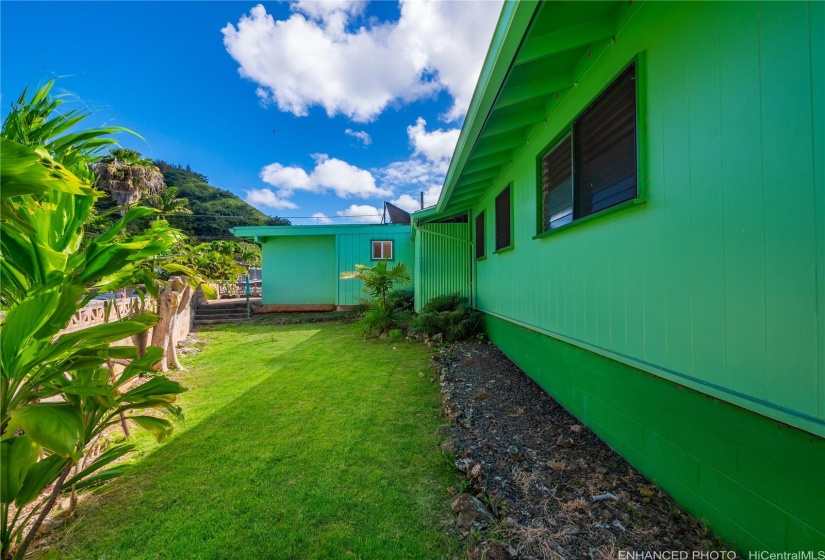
[1, 1, 502, 225]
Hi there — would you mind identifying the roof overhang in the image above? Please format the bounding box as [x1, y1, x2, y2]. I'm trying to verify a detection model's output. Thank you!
[436, 0, 640, 215]
[231, 223, 411, 241]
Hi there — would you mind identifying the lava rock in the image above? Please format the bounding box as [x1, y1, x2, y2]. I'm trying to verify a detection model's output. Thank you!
[468, 540, 517, 560]
[451, 493, 495, 530]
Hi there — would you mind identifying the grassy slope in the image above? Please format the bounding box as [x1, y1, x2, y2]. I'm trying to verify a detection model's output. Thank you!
[50, 322, 459, 559]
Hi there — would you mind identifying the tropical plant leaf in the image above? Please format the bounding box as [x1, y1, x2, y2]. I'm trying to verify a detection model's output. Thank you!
[122, 377, 186, 400]
[9, 404, 84, 460]
[15, 455, 68, 507]
[114, 346, 164, 386]
[0, 138, 97, 198]
[70, 465, 130, 492]
[0, 289, 60, 375]
[0, 436, 40, 504]
[128, 416, 174, 443]
[63, 444, 135, 489]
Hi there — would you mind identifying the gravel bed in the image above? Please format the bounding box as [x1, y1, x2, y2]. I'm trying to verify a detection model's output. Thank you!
[435, 341, 725, 559]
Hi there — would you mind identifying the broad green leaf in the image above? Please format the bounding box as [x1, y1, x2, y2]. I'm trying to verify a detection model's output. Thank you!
[114, 346, 164, 387]
[93, 206, 158, 245]
[118, 400, 182, 419]
[47, 315, 158, 360]
[58, 385, 113, 398]
[9, 404, 84, 460]
[0, 436, 40, 504]
[122, 377, 186, 401]
[0, 138, 96, 198]
[200, 283, 217, 300]
[128, 416, 174, 443]
[15, 455, 68, 507]
[63, 444, 134, 489]
[70, 465, 130, 492]
[0, 289, 60, 376]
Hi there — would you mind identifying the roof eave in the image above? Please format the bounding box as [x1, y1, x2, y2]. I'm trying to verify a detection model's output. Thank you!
[435, 0, 541, 214]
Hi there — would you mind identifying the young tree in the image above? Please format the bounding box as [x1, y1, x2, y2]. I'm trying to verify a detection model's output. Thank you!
[0, 83, 189, 559]
[340, 261, 411, 307]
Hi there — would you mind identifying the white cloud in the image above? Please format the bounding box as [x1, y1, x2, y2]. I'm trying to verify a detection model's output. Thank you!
[407, 117, 459, 166]
[255, 118, 457, 212]
[390, 194, 421, 213]
[222, 1, 502, 122]
[311, 212, 334, 224]
[380, 117, 457, 209]
[345, 128, 372, 146]
[260, 163, 313, 191]
[336, 204, 383, 223]
[396, 1, 503, 121]
[377, 118, 458, 191]
[422, 183, 442, 207]
[260, 153, 391, 199]
[245, 188, 300, 210]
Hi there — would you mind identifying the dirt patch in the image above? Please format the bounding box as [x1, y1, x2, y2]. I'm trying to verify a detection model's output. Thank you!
[434, 341, 725, 559]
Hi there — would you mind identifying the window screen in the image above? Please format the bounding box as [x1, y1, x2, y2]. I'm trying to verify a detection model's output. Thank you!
[541, 135, 573, 230]
[495, 186, 511, 251]
[574, 62, 637, 218]
[475, 211, 485, 259]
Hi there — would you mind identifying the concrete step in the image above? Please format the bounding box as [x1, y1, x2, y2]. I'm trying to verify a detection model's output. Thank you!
[196, 307, 250, 316]
[198, 299, 246, 309]
[194, 317, 250, 325]
[194, 312, 249, 321]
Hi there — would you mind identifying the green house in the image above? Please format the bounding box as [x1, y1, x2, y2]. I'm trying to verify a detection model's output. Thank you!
[231, 224, 412, 311]
[414, 0, 824, 552]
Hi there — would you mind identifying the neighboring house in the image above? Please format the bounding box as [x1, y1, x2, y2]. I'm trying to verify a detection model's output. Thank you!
[412, 0, 824, 552]
[231, 224, 413, 311]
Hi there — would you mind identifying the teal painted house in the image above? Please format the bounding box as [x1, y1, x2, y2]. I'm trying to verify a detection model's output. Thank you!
[231, 224, 412, 310]
[414, 0, 824, 552]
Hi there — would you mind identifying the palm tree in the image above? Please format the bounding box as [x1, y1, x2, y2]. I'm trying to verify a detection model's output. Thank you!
[93, 148, 165, 208]
[340, 261, 411, 307]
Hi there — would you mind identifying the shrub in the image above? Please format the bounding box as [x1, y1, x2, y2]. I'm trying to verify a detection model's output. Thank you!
[359, 289, 415, 336]
[411, 293, 481, 343]
[341, 262, 412, 336]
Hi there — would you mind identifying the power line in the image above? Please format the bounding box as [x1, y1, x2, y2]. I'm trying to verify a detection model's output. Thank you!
[155, 213, 379, 219]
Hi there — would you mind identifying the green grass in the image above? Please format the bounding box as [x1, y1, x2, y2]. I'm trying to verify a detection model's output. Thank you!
[47, 321, 459, 559]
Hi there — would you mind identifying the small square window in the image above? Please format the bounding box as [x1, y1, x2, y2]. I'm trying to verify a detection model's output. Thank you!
[371, 240, 393, 260]
[494, 185, 512, 251]
[475, 211, 485, 259]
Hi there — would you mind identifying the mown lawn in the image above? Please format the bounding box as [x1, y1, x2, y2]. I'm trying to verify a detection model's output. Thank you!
[45, 321, 459, 559]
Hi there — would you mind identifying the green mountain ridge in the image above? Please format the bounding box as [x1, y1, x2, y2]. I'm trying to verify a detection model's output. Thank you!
[154, 162, 290, 240]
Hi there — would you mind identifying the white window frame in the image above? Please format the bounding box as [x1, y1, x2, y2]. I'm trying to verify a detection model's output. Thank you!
[371, 240, 393, 260]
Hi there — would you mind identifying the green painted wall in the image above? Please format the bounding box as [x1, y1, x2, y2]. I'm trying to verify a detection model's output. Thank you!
[336, 229, 414, 306]
[413, 223, 472, 312]
[484, 313, 825, 551]
[261, 235, 335, 304]
[253, 225, 413, 306]
[471, 1, 824, 437]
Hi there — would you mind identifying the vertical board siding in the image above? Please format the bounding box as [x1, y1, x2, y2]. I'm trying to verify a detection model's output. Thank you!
[472, 2, 824, 433]
[261, 236, 336, 304]
[415, 223, 471, 312]
[335, 231, 414, 306]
